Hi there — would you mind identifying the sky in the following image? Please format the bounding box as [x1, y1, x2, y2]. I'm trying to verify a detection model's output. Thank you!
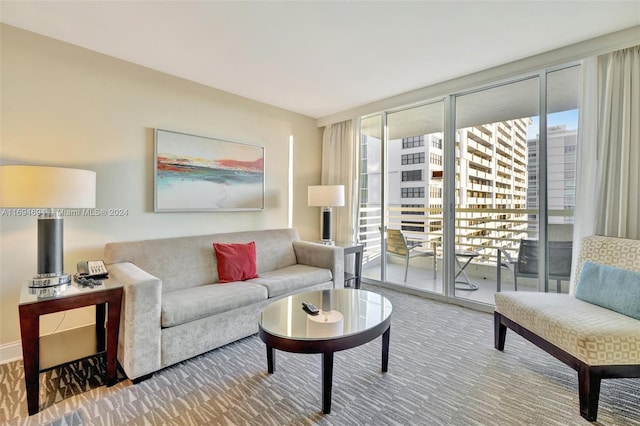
[527, 109, 579, 139]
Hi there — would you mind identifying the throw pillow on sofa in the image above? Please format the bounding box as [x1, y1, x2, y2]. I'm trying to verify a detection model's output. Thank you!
[213, 241, 259, 283]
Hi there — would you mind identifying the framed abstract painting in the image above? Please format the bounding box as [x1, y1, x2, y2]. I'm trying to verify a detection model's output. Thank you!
[154, 129, 265, 212]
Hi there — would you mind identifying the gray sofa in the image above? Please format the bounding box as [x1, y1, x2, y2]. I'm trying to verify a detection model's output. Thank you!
[104, 228, 344, 381]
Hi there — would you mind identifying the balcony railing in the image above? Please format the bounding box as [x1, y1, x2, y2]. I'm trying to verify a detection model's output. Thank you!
[358, 206, 574, 267]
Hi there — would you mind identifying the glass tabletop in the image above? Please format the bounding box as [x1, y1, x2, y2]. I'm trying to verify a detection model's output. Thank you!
[259, 289, 392, 340]
[19, 278, 123, 305]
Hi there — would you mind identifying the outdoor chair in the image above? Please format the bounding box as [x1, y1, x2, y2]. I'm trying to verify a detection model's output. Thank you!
[497, 239, 573, 292]
[385, 228, 437, 281]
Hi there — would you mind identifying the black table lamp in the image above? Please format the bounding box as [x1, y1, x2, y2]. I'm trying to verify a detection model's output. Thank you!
[0, 165, 96, 291]
[308, 185, 345, 245]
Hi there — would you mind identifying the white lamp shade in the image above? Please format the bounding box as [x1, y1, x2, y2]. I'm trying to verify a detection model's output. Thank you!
[0, 165, 96, 208]
[308, 185, 345, 207]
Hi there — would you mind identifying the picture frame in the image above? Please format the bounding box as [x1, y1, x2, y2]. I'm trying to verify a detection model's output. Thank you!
[154, 129, 265, 212]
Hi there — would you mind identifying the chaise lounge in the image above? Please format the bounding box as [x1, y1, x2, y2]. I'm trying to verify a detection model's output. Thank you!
[494, 235, 640, 421]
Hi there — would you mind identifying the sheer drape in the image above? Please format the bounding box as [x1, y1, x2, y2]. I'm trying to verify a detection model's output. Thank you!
[321, 119, 357, 243]
[595, 45, 640, 239]
[572, 57, 599, 287]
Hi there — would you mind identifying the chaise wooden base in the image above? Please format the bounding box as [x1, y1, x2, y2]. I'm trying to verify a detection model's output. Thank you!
[494, 311, 640, 422]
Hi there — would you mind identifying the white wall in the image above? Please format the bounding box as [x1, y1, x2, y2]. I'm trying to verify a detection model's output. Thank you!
[0, 24, 323, 356]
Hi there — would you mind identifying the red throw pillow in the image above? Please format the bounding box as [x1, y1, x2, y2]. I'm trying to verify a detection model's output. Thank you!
[213, 242, 259, 283]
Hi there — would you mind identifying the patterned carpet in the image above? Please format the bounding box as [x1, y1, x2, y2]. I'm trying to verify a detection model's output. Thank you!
[1, 285, 639, 426]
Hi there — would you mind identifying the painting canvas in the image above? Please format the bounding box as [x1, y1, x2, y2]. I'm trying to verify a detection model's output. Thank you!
[154, 129, 265, 211]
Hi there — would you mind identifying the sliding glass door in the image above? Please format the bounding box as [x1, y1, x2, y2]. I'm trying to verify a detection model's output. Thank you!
[359, 114, 384, 281]
[452, 77, 539, 301]
[359, 103, 445, 291]
[384, 102, 444, 291]
[358, 63, 580, 307]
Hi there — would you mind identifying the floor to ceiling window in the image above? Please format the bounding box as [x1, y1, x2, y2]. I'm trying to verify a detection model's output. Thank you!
[384, 102, 444, 291]
[359, 63, 580, 308]
[452, 76, 539, 302]
[359, 114, 383, 277]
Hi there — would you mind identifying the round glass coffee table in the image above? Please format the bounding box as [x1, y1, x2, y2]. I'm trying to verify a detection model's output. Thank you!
[258, 288, 392, 414]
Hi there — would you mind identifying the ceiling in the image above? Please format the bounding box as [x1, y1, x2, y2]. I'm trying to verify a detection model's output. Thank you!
[1, 1, 639, 120]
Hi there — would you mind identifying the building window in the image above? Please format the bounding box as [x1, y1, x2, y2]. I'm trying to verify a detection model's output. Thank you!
[429, 153, 442, 166]
[431, 136, 443, 149]
[402, 136, 424, 149]
[401, 152, 425, 165]
[401, 187, 425, 198]
[402, 224, 425, 232]
[429, 185, 442, 198]
[401, 204, 425, 215]
[402, 170, 423, 181]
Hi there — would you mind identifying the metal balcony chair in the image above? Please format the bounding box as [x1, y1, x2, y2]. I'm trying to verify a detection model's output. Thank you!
[385, 228, 438, 281]
[497, 239, 573, 293]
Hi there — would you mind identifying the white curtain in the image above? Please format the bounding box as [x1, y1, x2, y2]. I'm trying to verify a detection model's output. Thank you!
[595, 45, 640, 239]
[321, 119, 357, 243]
[571, 57, 599, 287]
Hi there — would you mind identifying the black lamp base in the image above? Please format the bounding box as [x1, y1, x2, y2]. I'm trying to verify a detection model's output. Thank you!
[29, 213, 70, 288]
[320, 207, 334, 245]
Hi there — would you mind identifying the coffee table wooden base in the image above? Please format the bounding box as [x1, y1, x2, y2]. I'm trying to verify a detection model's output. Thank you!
[263, 325, 391, 414]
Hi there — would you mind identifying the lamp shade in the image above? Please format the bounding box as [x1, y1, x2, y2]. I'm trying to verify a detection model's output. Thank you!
[0, 165, 96, 208]
[308, 185, 345, 207]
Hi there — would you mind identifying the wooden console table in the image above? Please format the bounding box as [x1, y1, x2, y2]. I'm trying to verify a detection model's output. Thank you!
[18, 279, 122, 415]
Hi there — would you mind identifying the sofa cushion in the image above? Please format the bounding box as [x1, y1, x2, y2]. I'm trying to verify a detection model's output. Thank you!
[495, 292, 640, 365]
[575, 261, 640, 320]
[213, 241, 259, 283]
[161, 282, 268, 328]
[248, 264, 333, 298]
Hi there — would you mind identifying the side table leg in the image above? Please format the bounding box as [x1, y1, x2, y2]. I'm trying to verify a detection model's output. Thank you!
[266, 346, 275, 373]
[19, 307, 40, 415]
[382, 325, 390, 372]
[355, 249, 363, 289]
[96, 302, 106, 353]
[106, 296, 122, 386]
[322, 352, 334, 414]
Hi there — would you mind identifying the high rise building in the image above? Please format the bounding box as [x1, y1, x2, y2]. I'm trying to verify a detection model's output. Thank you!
[527, 124, 577, 225]
[382, 118, 531, 252]
[360, 117, 578, 261]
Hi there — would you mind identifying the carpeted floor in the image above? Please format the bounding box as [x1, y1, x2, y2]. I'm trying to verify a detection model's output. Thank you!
[1, 285, 639, 425]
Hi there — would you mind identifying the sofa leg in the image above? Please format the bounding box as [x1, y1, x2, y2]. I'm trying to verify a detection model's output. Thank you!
[132, 373, 154, 384]
[494, 312, 507, 351]
[578, 365, 601, 421]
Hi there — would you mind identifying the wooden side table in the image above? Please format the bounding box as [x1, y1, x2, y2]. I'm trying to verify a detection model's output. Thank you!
[18, 279, 123, 415]
[335, 241, 364, 289]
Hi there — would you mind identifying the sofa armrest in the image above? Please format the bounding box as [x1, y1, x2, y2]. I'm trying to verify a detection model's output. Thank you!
[293, 241, 344, 289]
[107, 262, 162, 380]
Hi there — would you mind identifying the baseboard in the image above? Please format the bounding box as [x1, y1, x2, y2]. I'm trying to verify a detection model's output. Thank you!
[0, 323, 96, 365]
[0, 340, 22, 365]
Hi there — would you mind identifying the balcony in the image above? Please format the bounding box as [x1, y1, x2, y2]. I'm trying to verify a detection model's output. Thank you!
[358, 206, 574, 305]
[465, 152, 492, 169]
